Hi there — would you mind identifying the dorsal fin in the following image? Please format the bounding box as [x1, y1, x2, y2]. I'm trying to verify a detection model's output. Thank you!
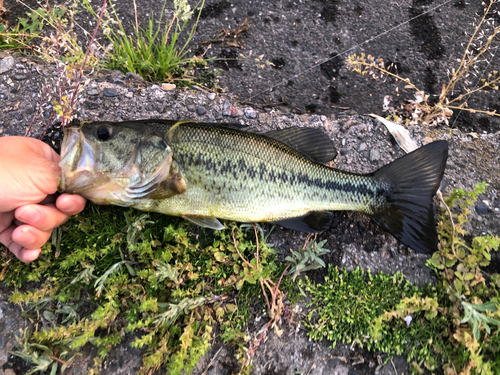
[142, 120, 337, 164]
[265, 127, 337, 164]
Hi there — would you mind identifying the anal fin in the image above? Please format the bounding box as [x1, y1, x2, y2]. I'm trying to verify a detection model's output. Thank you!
[182, 215, 225, 230]
[273, 211, 334, 233]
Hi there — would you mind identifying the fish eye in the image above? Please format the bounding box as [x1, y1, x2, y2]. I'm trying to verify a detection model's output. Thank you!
[158, 139, 167, 149]
[97, 126, 112, 141]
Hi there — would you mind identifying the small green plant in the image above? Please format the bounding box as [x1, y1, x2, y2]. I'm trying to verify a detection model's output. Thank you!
[0, 1, 86, 63]
[0, 6, 46, 50]
[285, 237, 330, 281]
[83, 0, 209, 84]
[304, 267, 423, 350]
[346, 0, 500, 126]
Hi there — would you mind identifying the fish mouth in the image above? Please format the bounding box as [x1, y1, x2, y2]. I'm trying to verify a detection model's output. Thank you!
[59, 127, 100, 193]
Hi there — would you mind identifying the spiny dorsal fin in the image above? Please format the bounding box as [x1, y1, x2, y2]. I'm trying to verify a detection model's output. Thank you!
[273, 211, 334, 232]
[140, 120, 337, 164]
[265, 127, 337, 164]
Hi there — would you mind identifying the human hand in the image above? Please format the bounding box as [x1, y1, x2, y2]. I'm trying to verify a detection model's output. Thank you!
[0, 136, 86, 262]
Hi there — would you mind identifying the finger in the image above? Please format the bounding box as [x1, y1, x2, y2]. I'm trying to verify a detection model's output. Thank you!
[17, 248, 42, 263]
[39, 194, 58, 205]
[26, 136, 60, 164]
[11, 225, 52, 251]
[15, 204, 70, 232]
[0, 224, 41, 263]
[10, 245, 42, 263]
[0, 211, 15, 234]
[56, 194, 87, 216]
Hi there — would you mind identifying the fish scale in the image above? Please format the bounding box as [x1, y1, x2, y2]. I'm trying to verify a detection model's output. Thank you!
[154, 122, 383, 221]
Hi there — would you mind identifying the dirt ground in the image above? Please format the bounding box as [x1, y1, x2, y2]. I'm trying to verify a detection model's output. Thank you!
[0, 0, 500, 374]
[106, 0, 500, 132]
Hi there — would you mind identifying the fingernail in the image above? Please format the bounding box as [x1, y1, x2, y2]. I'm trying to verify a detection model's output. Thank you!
[18, 207, 41, 223]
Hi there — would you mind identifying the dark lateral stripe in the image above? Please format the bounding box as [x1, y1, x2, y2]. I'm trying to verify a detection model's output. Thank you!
[178, 152, 380, 199]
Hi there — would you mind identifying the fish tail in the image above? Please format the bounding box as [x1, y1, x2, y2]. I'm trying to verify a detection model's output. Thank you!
[369, 140, 448, 254]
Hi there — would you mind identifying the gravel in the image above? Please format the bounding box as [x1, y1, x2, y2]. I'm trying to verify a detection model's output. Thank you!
[0, 52, 499, 375]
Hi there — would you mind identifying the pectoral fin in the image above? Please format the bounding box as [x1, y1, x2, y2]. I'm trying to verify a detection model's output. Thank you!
[150, 173, 187, 199]
[182, 215, 225, 230]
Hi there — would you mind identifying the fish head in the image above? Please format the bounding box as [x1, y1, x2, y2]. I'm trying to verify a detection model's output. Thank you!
[59, 121, 173, 205]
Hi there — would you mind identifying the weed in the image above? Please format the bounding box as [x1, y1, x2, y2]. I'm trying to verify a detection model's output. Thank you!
[304, 183, 500, 374]
[83, 0, 210, 84]
[0, 5, 47, 51]
[0, 1, 86, 64]
[284, 235, 330, 281]
[346, 0, 500, 126]
[2, 206, 285, 374]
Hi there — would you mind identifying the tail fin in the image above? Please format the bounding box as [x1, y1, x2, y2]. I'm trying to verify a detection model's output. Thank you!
[370, 141, 448, 254]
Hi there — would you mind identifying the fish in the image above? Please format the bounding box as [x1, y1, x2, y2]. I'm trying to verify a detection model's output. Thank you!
[58, 119, 448, 254]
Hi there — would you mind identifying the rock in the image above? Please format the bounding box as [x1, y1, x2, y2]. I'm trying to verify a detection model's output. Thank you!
[87, 89, 99, 96]
[321, 115, 327, 121]
[475, 201, 490, 214]
[162, 83, 176, 91]
[13, 74, 26, 81]
[85, 100, 99, 109]
[125, 71, 143, 81]
[359, 142, 367, 151]
[103, 88, 119, 97]
[207, 92, 216, 100]
[112, 78, 125, 86]
[322, 359, 349, 375]
[369, 149, 380, 161]
[340, 147, 351, 156]
[339, 67, 349, 78]
[112, 70, 125, 78]
[187, 104, 196, 112]
[0, 56, 15, 74]
[196, 106, 206, 115]
[244, 107, 257, 118]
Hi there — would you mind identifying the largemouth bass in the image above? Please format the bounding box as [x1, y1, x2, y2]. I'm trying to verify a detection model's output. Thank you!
[59, 119, 448, 254]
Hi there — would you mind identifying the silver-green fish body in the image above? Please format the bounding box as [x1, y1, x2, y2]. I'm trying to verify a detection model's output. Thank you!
[59, 119, 448, 253]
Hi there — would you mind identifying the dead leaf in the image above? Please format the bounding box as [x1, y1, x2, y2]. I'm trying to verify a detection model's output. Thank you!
[369, 114, 418, 153]
[3, 101, 20, 112]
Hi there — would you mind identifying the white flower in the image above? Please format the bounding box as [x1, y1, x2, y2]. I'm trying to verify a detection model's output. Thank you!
[405, 315, 412, 326]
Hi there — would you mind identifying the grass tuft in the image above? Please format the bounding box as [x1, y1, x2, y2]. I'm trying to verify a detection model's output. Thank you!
[83, 0, 211, 85]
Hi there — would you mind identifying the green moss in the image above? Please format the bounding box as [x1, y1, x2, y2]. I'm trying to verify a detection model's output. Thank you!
[2, 204, 281, 374]
[304, 183, 500, 374]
